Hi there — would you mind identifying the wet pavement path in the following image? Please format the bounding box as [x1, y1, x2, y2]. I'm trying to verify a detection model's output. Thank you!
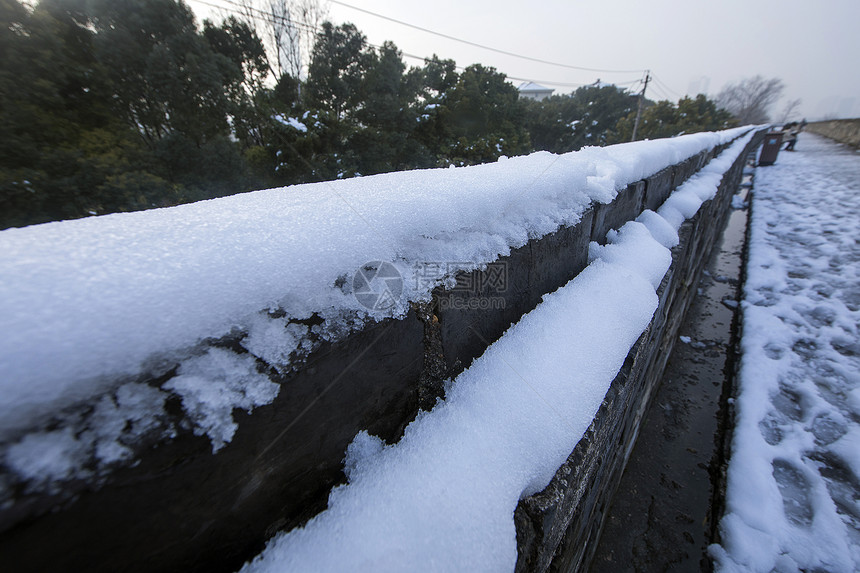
[588, 169, 753, 572]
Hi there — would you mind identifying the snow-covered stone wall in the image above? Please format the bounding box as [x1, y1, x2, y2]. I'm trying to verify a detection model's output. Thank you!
[0, 128, 763, 573]
[515, 130, 765, 572]
[805, 118, 860, 148]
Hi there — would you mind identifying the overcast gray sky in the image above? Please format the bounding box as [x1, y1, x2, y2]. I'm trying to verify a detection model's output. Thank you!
[194, 0, 860, 121]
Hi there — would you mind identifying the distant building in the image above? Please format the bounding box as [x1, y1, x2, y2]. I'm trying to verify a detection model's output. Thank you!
[518, 81, 554, 101]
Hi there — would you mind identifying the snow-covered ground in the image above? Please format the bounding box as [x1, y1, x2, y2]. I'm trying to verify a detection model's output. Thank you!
[238, 133, 758, 572]
[712, 134, 860, 572]
[0, 128, 752, 498]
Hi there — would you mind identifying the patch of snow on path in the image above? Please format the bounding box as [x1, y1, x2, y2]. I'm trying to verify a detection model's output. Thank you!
[711, 134, 860, 572]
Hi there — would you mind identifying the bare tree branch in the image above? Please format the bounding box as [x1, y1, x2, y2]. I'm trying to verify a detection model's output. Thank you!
[234, 0, 329, 80]
[716, 75, 785, 124]
[779, 98, 802, 124]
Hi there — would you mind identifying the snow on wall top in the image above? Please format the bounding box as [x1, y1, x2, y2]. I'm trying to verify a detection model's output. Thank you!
[238, 129, 761, 573]
[0, 127, 750, 443]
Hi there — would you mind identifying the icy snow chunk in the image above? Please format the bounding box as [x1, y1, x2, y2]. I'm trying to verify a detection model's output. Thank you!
[343, 431, 385, 481]
[88, 395, 134, 464]
[2, 381, 169, 491]
[87, 382, 169, 465]
[658, 189, 703, 229]
[242, 314, 310, 372]
[670, 188, 705, 216]
[636, 209, 679, 248]
[5, 428, 90, 488]
[588, 221, 672, 289]
[164, 348, 279, 452]
[115, 382, 169, 439]
[585, 175, 616, 203]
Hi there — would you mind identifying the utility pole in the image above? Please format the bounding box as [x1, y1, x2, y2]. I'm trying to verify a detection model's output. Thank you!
[631, 70, 651, 142]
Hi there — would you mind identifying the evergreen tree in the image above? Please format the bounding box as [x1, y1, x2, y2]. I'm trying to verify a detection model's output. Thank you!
[0, 7, 740, 231]
[254, 72, 320, 186]
[84, 0, 262, 198]
[351, 41, 430, 175]
[411, 55, 459, 165]
[676, 94, 735, 134]
[85, 0, 218, 144]
[305, 22, 369, 121]
[0, 0, 274, 229]
[203, 16, 270, 148]
[567, 85, 637, 147]
[0, 0, 160, 227]
[524, 84, 638, 153]
[522, 95, 582, 154]
[303, 22, 371, 178]
[432, 64, 531, 165]
[614, 94, 735, 141]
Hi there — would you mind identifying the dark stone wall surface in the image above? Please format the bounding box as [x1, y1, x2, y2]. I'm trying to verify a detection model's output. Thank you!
[0, 130, 763, 573]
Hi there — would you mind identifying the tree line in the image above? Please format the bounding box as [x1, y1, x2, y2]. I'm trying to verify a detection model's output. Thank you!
[0, 0, 736, 230]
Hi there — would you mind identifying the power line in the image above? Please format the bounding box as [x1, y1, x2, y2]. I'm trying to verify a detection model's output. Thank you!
[647, 83, 672, 102]
[190, 0, 640, 91]
[191, 0, 318, 34]
[650, 74, 683, 99]
[328, 0, 646, 75]
[509, 78, 586, 89]
[387, 49, 620, 90]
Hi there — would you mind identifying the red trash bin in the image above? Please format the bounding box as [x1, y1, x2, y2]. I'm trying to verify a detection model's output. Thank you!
[759, 131, 783, 166]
